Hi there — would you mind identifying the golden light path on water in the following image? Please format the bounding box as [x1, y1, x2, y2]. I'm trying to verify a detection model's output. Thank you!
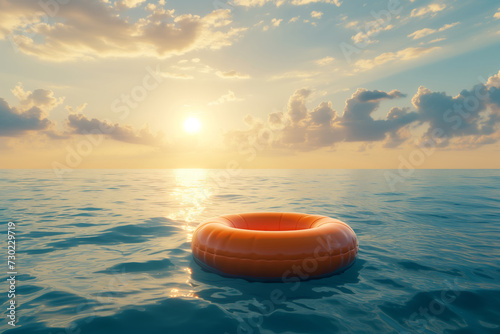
[167, 169, 214, 299]
[168, 169, 214, 241]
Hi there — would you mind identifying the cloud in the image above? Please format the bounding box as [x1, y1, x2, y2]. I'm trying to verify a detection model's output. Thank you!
[311, 11, 323, 19]
[316, 56, 335, 66]
[261, 18, 283, 31]
[0, 0, 43, 39]
[428, 37, 446, 44]
[352, 89, 406, 102]
[164, 59, 250, 80]
[1, 1, 245, 61]
[340, 89, 416, 144]
[494, 8, 500, 19]
[351, 22, 394, 45]
[287, 88, 311, 124]
[0, 83, 63, 137]
[66, 113, 165, 146]
[0, 83, 166, 146]
[291, 0, 341, 5]
[272, 18, 283, 27]
[232, 0, 271, 6]
[0, 98, 53, 137]
[411, 83, 498, 146]
[208, 91, 242, 106]
[355, 47, 440, 70]
[5, 72, 500, 153]
[486, 70, 500, 89]
[411, 3, 446, 18]
[116, 0, 147, 9]
[289, 16, 300, 23]
[408, 28, 435, 40]
[11, 83, 64, 112]
[225, 71, 500, 152]
[65, 103, 88, 114]
[344, 20, 358, 29]
[232, 0, 341, 7]
[216, 70, 250, 79]
[408, 22, 459, 40]
[439, 22, 460, 31]
[225, 87, 414, 150]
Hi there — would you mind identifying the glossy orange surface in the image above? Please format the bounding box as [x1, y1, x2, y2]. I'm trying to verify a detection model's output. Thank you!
[191, 213, 359, 280]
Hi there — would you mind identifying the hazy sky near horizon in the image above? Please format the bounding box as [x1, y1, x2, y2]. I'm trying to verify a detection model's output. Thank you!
[0, 0, 499, 170]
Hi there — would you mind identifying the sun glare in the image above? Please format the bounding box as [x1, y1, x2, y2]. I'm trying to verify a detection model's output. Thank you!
[184, 116, 202, 134]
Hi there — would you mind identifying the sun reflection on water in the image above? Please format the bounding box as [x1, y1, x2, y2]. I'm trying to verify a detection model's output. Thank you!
[169, 287, 199, 298]
[167, 169, 214, 242]
[166, 170, 213, 298]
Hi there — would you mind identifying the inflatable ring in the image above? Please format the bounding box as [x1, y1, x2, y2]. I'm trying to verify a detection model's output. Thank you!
[191, 212, 358, 280]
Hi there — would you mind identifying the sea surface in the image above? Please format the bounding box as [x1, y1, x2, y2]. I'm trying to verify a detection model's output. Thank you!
[1, 169, 499, 334]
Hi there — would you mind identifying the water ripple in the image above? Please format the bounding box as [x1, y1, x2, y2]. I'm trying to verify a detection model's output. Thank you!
[1, 169, 499, 333]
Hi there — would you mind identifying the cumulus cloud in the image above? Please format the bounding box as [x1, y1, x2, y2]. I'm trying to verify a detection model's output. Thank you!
[1, 0, 245, 61]
[287, 88, 312, 124]
[340, 89, 416, 144]
[411, 82, 498, 146]
[486, 70, 500, 89]
[225, 71, 500, 151]
[408, 22, 459, 40]
[11, 83, 64, 111]
[0, 83, 167, 146]
[0, 83, 63, 137]
[411, 3, 446, 17]
[66, 113, 165, 146]
[495, 8, 500, 19]
[355, 47, 440, 70]
[0, 98, 53, 137]
[5, 73, 500, 153]
[225, 87, 414, 150]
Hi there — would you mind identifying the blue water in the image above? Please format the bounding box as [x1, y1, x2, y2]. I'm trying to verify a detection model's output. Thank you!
[1, 169, 499, 333]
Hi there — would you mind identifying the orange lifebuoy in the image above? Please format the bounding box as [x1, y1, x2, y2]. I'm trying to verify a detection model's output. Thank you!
[191, 212, 359, 280]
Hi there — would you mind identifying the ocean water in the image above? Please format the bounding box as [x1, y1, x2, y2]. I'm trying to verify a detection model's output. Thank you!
[1, 169, 499, 334]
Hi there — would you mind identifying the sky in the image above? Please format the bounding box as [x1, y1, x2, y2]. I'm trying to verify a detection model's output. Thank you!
[0, 0, 499, 171]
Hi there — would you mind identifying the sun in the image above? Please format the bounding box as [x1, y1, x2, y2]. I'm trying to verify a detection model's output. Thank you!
[184, 116, 202, 134]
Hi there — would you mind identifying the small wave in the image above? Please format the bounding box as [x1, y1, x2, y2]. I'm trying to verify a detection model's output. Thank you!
[96, 259, 174, 277]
